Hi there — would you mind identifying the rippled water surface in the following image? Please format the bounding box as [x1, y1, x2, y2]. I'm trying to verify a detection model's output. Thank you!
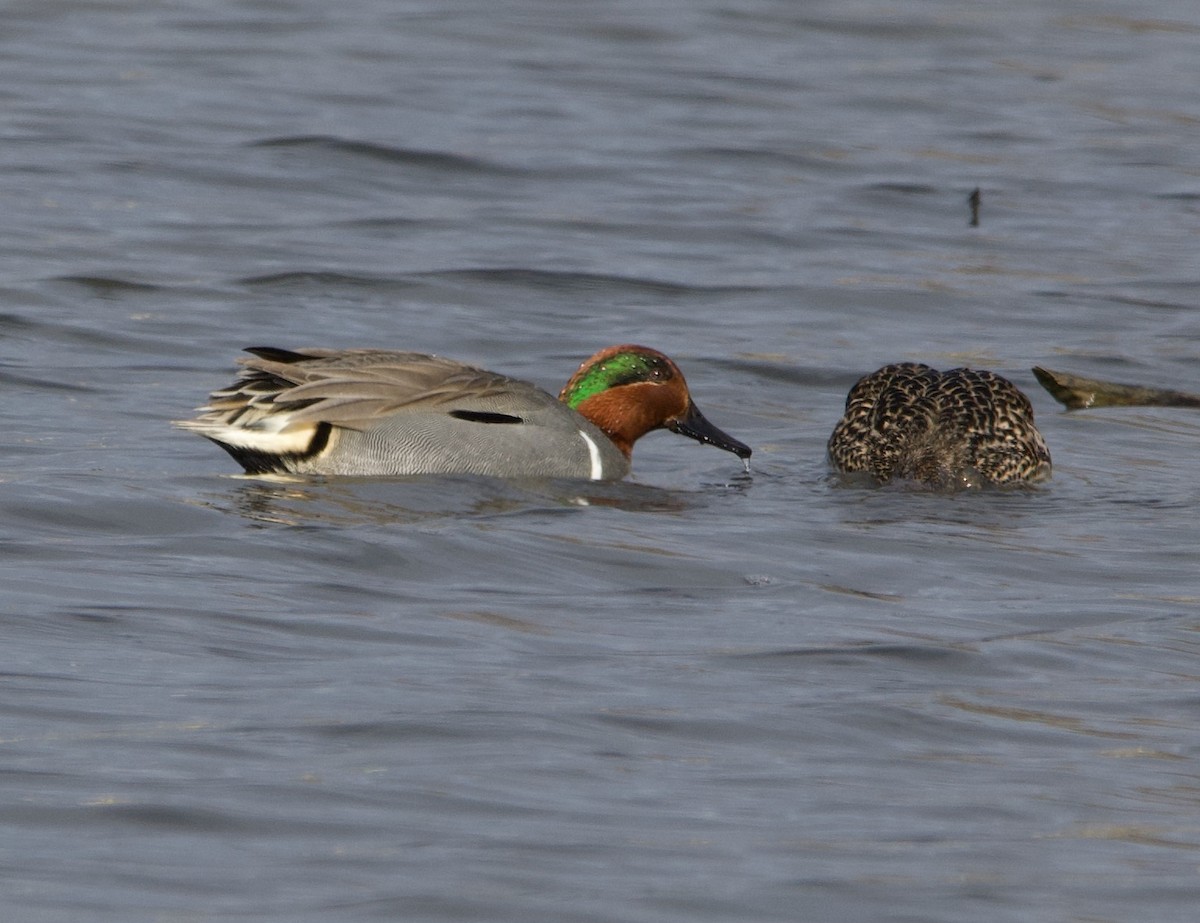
[3, 2, 1200, 921]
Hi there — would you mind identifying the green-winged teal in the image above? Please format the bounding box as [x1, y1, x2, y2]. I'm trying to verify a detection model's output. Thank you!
[828, 363, 1050, 488]
[178, 345, 751, 480]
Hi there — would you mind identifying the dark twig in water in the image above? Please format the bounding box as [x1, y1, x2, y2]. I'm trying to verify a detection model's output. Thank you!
[968, 187, 981, 227]
[1032, 367, 1200, 410]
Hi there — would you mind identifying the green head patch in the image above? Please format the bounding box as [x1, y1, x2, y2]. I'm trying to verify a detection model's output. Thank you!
[562, 350, 673, 409]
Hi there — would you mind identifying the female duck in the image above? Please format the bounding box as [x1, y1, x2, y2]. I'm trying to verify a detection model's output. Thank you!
[828, 362, 1050, 488]
[178, 344, 751, 480]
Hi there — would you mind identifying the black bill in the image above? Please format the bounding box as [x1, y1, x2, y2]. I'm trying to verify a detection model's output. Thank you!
[667, 401, 752, 460]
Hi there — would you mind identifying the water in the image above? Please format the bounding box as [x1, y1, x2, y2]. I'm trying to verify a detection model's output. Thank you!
[2, 1, 1199, 920]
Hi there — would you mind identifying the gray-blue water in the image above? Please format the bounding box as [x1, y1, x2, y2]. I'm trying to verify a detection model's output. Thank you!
[3, 2, 1199, 920]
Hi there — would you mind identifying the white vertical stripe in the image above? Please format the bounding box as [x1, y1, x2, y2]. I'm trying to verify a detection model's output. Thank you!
[579, 430, 604, 480]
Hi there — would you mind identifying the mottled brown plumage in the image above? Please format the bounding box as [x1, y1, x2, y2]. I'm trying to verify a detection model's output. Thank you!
[828, 363, 1051, 488]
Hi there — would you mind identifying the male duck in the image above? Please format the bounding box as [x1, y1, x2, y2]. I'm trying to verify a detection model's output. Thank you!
[178, 344, 751, 480]
[828, 363, 1051, 488]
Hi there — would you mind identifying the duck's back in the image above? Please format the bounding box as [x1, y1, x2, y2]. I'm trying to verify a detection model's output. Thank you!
[179, 348, 630, 479]
[828, 363, 1051, 488]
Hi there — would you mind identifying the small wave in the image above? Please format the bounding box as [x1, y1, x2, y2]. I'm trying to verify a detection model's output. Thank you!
[49, 275, 163, 295]
[726, 642, 975, 664]
[236, 270, 416, 291]
[675, 145, 842, 172]
[0, 368, 96, 393]
[247, 134, 524, 176]
[417, 266, 763, 298]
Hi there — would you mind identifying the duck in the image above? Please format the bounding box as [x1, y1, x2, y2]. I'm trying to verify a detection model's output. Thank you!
[177, 344, 751, 480]
[827, 362, 1051, 488]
